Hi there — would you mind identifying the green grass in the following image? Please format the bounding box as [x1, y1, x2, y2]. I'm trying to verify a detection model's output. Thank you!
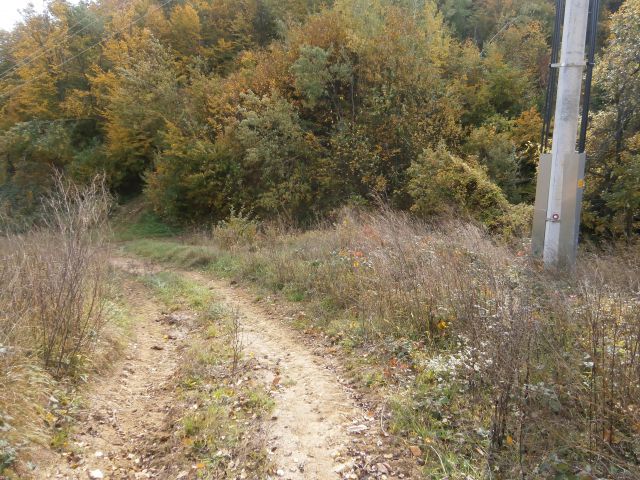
[124, 239, 238, 273]
[114, 212, 181, 241]
[140, 271, 212, 310]
[389, 371, 486, 479]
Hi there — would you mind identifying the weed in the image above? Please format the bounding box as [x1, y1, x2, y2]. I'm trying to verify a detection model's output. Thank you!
[1, 174, 111, 376]
[229, 308, 243, 378]
[212, 207, 259, 249]
[49, 428, 69, 451]
[0, 440, 16, 473]
[125, 207, 640, 478]
[177, 303, 273, 479]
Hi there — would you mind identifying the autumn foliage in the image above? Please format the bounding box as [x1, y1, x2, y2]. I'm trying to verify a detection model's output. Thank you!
[0, 0, 638, 238]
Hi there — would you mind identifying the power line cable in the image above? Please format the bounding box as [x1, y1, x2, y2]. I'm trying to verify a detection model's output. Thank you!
[0, 0, 175, 101]
[578, 0, 601, 153]
[0, 2, 110, 82]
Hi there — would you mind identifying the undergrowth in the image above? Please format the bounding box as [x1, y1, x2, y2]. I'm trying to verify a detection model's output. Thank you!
[123, 208, 640, 479]
[0, 175, 127, 477]
[113, 211, 181, 241]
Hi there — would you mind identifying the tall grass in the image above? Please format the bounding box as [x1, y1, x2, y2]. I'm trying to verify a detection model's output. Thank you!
[126, 207, 640, 479]
[0, 174, 111, 473]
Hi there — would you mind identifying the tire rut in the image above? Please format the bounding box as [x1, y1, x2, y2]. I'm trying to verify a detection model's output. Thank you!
[37, 255, 412, 479]
[38, 271, 192, 479]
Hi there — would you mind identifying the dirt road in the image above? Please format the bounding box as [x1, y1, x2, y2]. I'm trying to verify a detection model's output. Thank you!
[35, 256, 411, 479]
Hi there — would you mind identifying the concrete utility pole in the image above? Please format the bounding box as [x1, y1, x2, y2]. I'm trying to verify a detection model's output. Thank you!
[533, 0, 591, 268]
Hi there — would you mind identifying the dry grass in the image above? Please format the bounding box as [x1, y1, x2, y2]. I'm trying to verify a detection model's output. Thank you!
[125, 207, 640, 479]
[0, 175, 112, 474]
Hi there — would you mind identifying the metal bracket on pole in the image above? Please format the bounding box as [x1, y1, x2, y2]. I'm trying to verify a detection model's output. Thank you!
[550, 62, 587, 68]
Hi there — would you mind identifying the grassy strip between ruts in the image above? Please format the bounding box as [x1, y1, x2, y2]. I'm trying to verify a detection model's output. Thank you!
[134, 269, 274, 479]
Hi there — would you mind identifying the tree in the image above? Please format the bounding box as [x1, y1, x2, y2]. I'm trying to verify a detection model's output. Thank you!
[605, 133, 640, 239]
[232, 92, 332, 221]
[146, 123, 243, 223]
[0, 120, 74, 216]
[167, 4, 202, 57]
[90, 31, 179, 191]
[585, 0, 640, 238]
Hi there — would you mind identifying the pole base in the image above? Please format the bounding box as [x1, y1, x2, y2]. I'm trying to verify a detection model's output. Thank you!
[531, 152, 586, 267]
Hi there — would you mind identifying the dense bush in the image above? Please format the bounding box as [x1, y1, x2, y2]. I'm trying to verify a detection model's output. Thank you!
[408, 145, 532, 237]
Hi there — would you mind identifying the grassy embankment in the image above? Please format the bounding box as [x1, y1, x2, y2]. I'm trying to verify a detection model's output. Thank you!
[119, 208, 639, 480]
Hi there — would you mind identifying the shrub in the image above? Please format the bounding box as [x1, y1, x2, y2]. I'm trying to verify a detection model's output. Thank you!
[0, 174, 111, 376]
[0, 174, 111, 474]
[408, 145, 531, 238]
[212, 207, 259, 250]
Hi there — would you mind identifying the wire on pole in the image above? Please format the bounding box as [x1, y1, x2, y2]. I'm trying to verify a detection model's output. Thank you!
[541, 0, 566, 153]
[0, 0, 176, 102]
[578, 0, 600, 154]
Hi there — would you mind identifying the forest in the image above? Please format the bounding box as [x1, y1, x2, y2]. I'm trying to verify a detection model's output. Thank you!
[1, 1, 640, 479]
[0, 0, 638, 240]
